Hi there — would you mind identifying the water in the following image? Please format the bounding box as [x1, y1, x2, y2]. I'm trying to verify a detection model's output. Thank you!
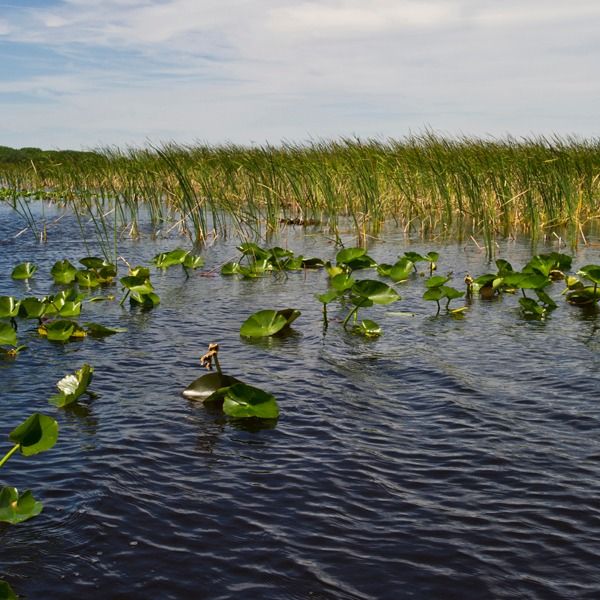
[1, 205, 600, 599]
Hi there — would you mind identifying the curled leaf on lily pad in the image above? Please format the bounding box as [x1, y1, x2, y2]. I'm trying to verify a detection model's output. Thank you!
[49, 364, 94, 408]
[0, 486, 43, 524]
[240, 309, 301, 338]
[0, 579, 17, 599]
[182, 372, 243, 402]
[222, 383, 279, 419]
[11, 262, 37, 280]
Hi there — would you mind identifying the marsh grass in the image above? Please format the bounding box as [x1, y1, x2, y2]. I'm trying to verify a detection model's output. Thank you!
[1, 134, 600, 253]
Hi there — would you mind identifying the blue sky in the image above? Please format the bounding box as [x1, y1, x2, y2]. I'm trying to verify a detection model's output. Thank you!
[1, 0, 599, 149]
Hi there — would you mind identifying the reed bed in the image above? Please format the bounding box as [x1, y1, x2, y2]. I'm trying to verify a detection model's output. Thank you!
[1, 134, 600, 255]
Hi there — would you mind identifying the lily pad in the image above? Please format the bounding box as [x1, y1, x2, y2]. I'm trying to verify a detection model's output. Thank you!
[0, 323, 17, 347]
[222, 383, 279, 419]
[240, 309, 301, 338]
[351, 280, 401, 305]
[9, 413, 59, 456]
[352, 319, 382, 337]
[0, 296, 20, 319]
[11, 262, 37, 280]
[0, 487, 43, 524]
[83, 322, 127, 337]
[51, 259, 78, 285]
[0, 579, 17, 600]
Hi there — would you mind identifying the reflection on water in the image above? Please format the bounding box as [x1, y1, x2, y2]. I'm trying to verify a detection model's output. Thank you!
[1, 209, 600, 599]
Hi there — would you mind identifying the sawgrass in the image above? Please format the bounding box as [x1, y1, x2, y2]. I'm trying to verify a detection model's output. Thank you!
[1, 134, 599, 253]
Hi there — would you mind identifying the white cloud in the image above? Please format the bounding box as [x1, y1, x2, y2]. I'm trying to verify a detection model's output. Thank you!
[0, 0, 599, 148]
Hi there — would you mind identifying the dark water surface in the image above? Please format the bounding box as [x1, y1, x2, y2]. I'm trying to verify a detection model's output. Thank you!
[1, 206, 600, 599]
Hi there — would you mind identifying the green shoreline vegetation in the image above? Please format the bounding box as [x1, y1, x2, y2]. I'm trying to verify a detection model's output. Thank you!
[1, 134, 600, 253]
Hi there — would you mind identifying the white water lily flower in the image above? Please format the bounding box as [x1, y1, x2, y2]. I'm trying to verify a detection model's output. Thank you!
[57, 374, 79, 396]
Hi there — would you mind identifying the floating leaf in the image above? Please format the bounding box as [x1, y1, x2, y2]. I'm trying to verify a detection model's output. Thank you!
[0, 579, 17, 599]
[222, 383, 279, 419]
[240, 309, 301, 338]
[0, 487, 43, 524]
[19, 297, 47, 319]
[389, 258, 414, 282]
[0, 296, 20, 319]
[75, 270, 101, 288]
[425, 275, 449, 288]
[9, 413, 59, 456]
[83, 322, 127, 337]
[50, 259, 78, 284]
[120, 275, 154, 295]
[221, 262, 242, 275]
[49, 364, 93, 407]
[351, 280, 400, 305]
[566, 286, 600, 305]
[0, 323, 17, 347]
[11, 262, 37, 280]
[182, 372, 243, 401]
[79, 256, 106, 269]
[153, 248, 190, 268]
[352, 319, 382, 337]
[40, 319, 86, 342]
[577, 265, 600, 285]
[183, 253, 205, 269]
[331, 273, 355, 292]
[237, 242, 270, 261]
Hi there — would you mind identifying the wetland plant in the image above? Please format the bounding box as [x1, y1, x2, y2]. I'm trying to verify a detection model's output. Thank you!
[182, 343, 279, 420]
[49, 364, 94, 408]
[0, 413, 59, 523]
[240, 309, 301, 338]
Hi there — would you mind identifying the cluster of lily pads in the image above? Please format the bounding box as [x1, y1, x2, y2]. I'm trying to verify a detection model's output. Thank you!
[226, 245, 600, 340]
[0, 248, 208, 354]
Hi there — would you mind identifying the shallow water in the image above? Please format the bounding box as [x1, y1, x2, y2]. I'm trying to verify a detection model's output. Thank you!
[1, 205, 600, 599]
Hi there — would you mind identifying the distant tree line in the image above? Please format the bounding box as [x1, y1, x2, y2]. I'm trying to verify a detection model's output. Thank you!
[0, 145, 100, 164]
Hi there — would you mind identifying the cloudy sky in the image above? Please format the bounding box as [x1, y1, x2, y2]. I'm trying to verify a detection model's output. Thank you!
[1, 0, 599, 149]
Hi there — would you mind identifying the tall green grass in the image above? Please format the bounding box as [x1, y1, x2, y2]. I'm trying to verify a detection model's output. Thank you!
[1, 134, 599, 253]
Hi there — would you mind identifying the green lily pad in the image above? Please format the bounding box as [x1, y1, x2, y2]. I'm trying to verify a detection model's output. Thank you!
[75, 270, 101, 288]
[153, 248, 190, 268]
[120, 275, 154, 295]
[351, 280, 400, 305]
[0, 296, 20, 319]
[577, 265, 600, 285]
[83, 322, 127, 337]
[41, 319, 86, 342]
[240, 309, 301, 337]
[11, 262, 37, 280]
[51, 259, 78, 284]
[425, 275, 450, 288]
[0, 487, 43, 524]
[183, 254, 205, 269]
[222, 383, 279, 419]
[9, 413, 59, 456]
[0, 323, 17, 347]
[352, 319, 382, 337]
[0, 579, 17, 599]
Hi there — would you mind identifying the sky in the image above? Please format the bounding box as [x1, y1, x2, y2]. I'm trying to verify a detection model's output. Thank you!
[0, 0, 599, 150]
